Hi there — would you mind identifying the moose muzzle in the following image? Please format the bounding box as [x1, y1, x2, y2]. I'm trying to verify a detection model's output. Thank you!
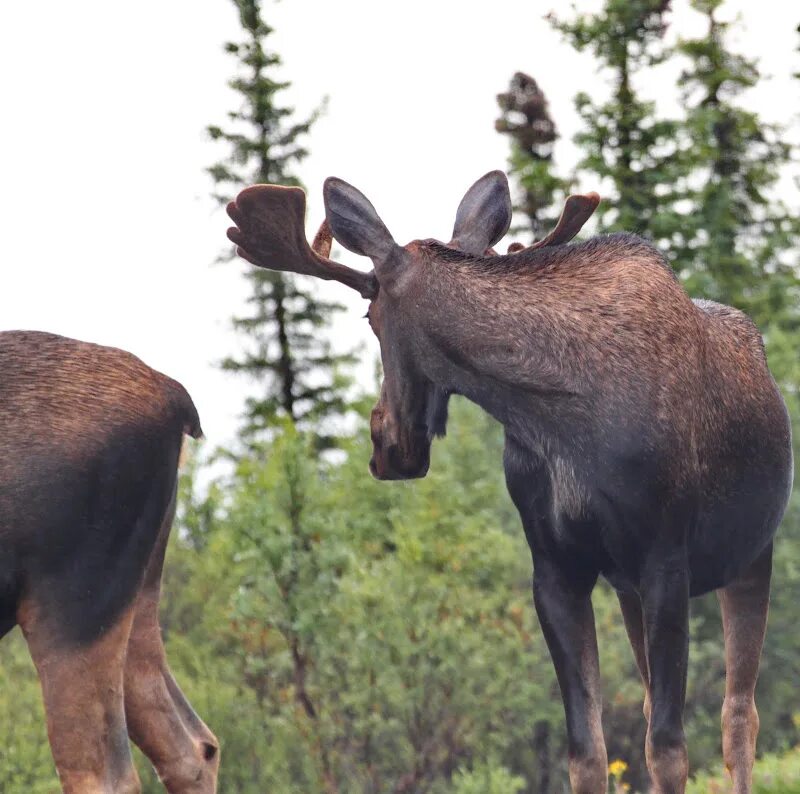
[369, 408, 430, 480]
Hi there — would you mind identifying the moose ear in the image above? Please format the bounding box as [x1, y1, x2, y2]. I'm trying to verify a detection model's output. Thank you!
[450, 170, 512, 256]
[323, 177, 397, 262]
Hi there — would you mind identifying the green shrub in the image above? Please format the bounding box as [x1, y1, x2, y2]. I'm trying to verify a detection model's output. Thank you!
[687, 748, 800, 793]
[449, 760, 526, 794]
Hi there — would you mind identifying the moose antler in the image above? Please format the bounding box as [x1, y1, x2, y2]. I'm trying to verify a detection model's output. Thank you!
[507, 192, 600, 254]
[226, 185, 377, 299]
[311, 218, 334, 259]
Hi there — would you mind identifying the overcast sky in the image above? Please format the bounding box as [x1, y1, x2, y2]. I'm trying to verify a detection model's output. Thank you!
[1, 1, 797, 447]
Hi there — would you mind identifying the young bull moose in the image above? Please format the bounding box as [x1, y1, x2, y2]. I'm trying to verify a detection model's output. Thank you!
[0, 332, 219, 793]
[226, 171, 793, 794]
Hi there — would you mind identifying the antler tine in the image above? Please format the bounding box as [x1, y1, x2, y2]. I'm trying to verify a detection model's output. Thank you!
[508, 192, 601, 254]
[311, 218, 333, 259]
[226, 184, 377, 299]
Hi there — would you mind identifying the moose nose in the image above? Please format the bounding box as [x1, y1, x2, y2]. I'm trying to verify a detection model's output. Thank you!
[369, 450, 395, 480]
[369, 443, 430, 480]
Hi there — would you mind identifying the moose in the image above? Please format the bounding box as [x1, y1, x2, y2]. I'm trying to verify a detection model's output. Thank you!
[0, 332, 219, 793]
[226, 171, 793, 794]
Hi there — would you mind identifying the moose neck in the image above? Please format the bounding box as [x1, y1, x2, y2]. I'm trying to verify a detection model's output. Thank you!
[406, 247, 597, 450]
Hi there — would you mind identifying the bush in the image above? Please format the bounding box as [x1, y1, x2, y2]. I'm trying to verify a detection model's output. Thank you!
[449, 760, 526, 794]
[687, 748, 800, 794]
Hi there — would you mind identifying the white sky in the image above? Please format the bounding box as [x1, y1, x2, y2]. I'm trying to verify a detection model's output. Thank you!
[1, 1, 797, 447]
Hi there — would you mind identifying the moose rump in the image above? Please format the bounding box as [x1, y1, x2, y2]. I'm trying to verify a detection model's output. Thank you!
[0, 331, 218, 794]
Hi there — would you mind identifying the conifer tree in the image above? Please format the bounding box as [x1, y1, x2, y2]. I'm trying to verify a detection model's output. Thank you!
[495, 72, 569, 240]
[209, 0, 355, 443]
[672, 0, 800, 333]
[548, 1, 681, 239]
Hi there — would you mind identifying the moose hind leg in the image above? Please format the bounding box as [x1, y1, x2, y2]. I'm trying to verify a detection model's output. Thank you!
[124, 493, 219, 793]
[640, 549, 690, 794]
[717, 542, 772, 794]
[533, 558, 607, 794]
[20, 601, 140, 794]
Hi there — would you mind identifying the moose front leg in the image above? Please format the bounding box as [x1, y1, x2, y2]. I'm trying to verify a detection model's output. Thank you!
[640, 551, 690, 794]
[533, 558, 607, 794]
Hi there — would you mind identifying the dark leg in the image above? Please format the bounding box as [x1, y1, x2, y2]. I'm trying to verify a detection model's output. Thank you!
[124, 492, 219, 793]
[0, 614, 15, 641]
[640, 550, 690, 794]
[19, 599, 140, 794]
[533, 558, 607, 794]
[717, 543, 772, 794]
[617, 590, 651, 722]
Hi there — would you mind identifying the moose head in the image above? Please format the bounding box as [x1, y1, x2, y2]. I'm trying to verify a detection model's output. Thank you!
[226, 173, 598, 480]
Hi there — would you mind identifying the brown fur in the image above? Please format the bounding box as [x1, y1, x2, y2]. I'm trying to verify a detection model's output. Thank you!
[717, 545, 772, 794]
[124, 492, 219, 793]
[0, 331, 217, 793]
[0, 331, 201, 448]
[20, 598, 140, 794]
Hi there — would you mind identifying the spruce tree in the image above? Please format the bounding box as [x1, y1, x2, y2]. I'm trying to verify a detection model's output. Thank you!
[495, 72, 569, 240]
[209, 0, 355, 444]
[673, 0, 800, 334]
[548, 1, 681, 240]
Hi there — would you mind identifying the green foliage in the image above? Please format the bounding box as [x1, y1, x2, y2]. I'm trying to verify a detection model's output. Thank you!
[210, 0, 355, 442]
[206, 0, 313, 202]
[0, 630, 54, 793]
[449, 760, 526, 794]
[182, 400, 567, 792]
[687, 747, 800, 793]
